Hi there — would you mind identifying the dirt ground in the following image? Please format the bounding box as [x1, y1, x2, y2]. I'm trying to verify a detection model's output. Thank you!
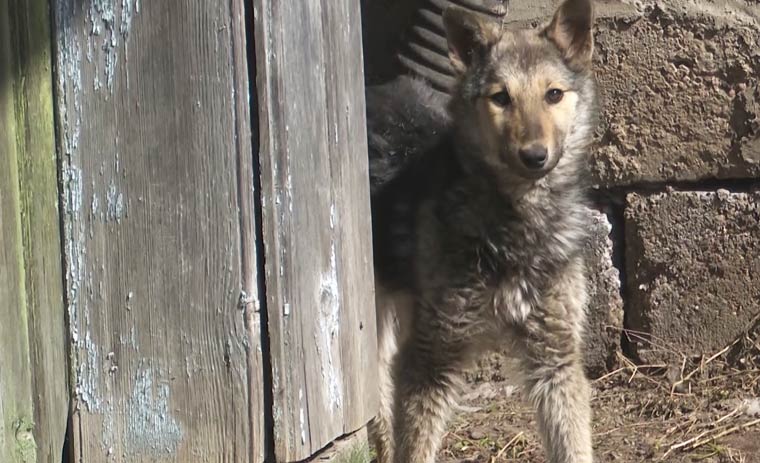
[436, 325, 760, 463]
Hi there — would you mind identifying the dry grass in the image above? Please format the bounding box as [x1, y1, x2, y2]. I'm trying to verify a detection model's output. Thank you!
[433, 315, 760, 463]
[620, 314, 760, 462]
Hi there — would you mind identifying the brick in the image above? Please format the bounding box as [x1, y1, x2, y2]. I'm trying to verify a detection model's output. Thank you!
[625, 191, 760, 364]
[591, 2, 760, 187]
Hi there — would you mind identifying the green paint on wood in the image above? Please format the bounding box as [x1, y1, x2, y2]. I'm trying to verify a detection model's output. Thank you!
[12, 418, 37, 463]
[0, 1, 37, 453]
[0, 0, 68, 462]
[10, 0, 69, 459]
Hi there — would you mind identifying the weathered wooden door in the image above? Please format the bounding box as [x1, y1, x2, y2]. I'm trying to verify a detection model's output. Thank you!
[21, 0, 381, 462]
[1, 0, 377, 460]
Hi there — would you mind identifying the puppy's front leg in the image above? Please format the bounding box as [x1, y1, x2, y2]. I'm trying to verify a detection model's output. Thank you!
[392, 320, 464, 463]
[525, 357, 592, 463]
[518, 264, 593, 463]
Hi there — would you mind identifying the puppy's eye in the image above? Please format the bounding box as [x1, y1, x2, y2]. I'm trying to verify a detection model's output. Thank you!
[489, 90, 511, 107]
[546, 88, 564, 104]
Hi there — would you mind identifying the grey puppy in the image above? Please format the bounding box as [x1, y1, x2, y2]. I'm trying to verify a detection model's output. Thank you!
[366, 0, 599, 462]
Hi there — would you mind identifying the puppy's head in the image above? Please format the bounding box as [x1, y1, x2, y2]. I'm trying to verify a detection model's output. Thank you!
[444, 0, 596, 181]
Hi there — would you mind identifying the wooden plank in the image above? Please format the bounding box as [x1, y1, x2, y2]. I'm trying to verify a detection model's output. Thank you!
[320, 0, 379, 432]
[52, 1, 256, 460]
[229, 0, 268, 460]
[1, 0, 68, 461]
[0, 4, 36, 460]
[253, 0, 379, 460]
[9, 0, 69, 460]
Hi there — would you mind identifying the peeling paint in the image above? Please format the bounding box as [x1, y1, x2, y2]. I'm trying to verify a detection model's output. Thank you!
[119, 0, 135, 39]
[317, 235, 343, 411]
[90, 193, 100, 220]
[298, 389, 306, 446]
[62, 166, 85, 345]
[58, 3, 108, 424]
[76, 332, 101, 411]
[125, 363, 183, 456]
[286, 171, 293, 213]
[85, 0, 140, 92]
[106, 180, 125, 222]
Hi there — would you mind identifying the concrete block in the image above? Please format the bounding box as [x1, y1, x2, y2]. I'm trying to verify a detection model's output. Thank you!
[591, 2, 760, 186]
[625, 190, 760, 364]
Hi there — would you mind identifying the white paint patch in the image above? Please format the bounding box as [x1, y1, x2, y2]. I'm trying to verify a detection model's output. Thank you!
[86, 0, 140, 93]
[106, 180, 125, 222]
[90, 193, 100, 221]
[125, 363, 183, 456]
[63, 166, 84, 344]
[58, 18, 119, 429]
[76, 332, 102, 411]
[317, 237, 343, 411]
[299, 388, 306, 445]
[286, 172, 293, 213]
[119, 0, 134, 38]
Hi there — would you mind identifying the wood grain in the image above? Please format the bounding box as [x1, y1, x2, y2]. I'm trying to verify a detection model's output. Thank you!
[1, 0, 68, 461]
[0, 5, 36, 460]
[320, 0, 380, 433]
[230, 0, 268, 460]
[253, 0, 379, 460]
[52, 1, 256, 460]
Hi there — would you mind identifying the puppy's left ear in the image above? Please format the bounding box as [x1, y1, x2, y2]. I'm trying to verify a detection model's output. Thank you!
[543, 0, 594, 71]
[443, 7, 501, 74]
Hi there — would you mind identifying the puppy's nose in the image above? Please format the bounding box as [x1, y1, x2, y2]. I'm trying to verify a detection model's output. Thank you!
[518, 145, 548, 170]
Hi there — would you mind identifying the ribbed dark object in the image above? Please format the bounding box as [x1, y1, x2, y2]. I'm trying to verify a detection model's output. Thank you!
[398, 0, 510, 93]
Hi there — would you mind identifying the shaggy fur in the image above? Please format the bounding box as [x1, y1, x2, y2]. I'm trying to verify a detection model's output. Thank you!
[366, 1, 600, 462]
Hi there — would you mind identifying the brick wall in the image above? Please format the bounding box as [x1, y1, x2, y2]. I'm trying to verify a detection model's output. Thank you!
[589, 0, 760, 371]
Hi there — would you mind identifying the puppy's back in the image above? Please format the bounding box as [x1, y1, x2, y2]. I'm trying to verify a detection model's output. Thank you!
[366, 76, 450, 193]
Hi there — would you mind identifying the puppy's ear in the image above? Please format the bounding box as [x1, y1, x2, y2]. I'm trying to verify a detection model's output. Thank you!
[543, 0, 594, 71]
[443, 7, 501, 74]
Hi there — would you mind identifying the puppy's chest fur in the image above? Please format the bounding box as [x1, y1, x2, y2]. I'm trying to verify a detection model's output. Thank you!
[372, 136, 586, 328]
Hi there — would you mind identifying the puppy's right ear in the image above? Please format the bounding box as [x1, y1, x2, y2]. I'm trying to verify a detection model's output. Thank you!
[443, 7, 501, 73]
[543, 0, 594, 71]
